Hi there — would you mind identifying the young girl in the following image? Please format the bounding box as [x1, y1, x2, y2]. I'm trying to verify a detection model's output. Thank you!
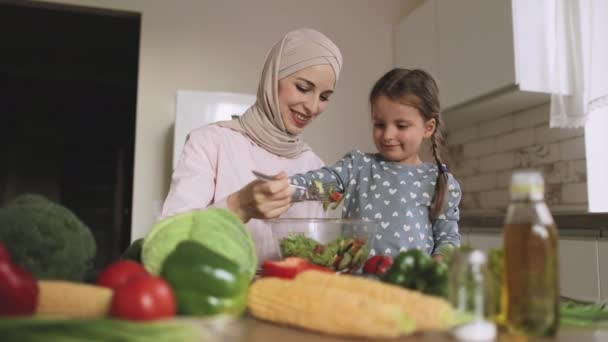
[290, 68, 461, 258]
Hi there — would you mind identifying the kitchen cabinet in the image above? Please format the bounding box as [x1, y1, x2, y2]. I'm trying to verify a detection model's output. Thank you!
[436, 0, 515, 110]
[598, 240, 608, 299]
[395, 0, 551, 130]
[394, 0, 438, 77]
[559, 238, 600, 302]
[468, 232, 501, 252]
[467, 232, 602, 301]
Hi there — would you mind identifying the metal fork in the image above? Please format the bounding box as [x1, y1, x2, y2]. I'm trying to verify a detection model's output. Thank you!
[251, 170, 336, 202]
[252, 170, 307, 190]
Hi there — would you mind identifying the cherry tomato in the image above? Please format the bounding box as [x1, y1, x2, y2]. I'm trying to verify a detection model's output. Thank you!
[110, 275, 176, 321]
[96, 260, 147, 290]
[330, 191, 342, 202]
[362, 255, 393, 276]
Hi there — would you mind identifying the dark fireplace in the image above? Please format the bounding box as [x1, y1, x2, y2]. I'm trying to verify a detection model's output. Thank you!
[0, 0, 141, 270]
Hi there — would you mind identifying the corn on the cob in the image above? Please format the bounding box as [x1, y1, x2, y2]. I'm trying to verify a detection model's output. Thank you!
[295, 271, 456, 331]
[247, 277, 415, 338]
[36, 280, 113, 318]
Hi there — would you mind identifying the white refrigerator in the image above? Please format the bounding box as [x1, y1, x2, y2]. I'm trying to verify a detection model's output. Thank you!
[173, 90, 255, 169]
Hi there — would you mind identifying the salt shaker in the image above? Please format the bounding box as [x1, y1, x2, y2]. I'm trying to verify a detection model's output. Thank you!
[448, 249, 497, 341]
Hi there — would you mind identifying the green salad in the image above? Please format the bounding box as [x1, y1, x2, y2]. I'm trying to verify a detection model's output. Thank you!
[279, 233, 367, 273]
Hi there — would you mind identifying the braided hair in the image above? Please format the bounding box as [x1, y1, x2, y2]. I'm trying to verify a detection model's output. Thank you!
[369, 68, 448, 219]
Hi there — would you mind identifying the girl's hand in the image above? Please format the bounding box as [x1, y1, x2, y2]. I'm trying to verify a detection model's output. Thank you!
[227, 171, 294, 223]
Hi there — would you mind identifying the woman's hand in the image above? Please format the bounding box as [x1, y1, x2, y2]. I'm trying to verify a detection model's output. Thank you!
[227, 171, 294, 223]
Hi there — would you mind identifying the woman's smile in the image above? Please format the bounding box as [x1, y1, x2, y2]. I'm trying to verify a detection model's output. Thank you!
[291, 109, 311, 128]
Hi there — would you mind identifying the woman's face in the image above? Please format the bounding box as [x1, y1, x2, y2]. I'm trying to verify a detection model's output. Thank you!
[372, 95, 436, 165]
[278, 64, 336, 135]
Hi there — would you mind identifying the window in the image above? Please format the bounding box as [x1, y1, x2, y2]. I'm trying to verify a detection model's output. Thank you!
[542, 0, 608, 212]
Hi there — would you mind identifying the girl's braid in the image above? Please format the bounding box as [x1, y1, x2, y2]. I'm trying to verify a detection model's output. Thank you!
[430, 121, 448, 220]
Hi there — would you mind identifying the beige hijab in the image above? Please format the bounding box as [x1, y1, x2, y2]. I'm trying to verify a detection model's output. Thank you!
[216, 28, 342, 158]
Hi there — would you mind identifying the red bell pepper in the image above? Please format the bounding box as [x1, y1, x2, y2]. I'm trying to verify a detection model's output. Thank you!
[261, 257, 332, 279]
[0, 242, 39, 316]
[0, 243, 10, 262]
[362, 255, 393, 277]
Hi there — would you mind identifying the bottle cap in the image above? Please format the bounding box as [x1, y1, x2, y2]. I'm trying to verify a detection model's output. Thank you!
[452, 319, 497, 342]
[468, 250, 487, 265]
[509, 170, 544, 201]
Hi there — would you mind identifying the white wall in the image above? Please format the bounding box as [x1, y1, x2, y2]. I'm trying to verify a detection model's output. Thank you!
[41, 0, 407, 240]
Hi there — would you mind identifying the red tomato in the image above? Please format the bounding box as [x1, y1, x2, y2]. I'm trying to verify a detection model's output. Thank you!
[96, 260, 147, 290]
[362, 255, 393, 276]
[329, 191, 342, 202]
[110, 275, 176, 321]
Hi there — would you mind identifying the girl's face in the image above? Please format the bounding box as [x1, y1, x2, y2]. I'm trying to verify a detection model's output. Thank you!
[372, 95, 436, 165]
[278, 64, 335, 135]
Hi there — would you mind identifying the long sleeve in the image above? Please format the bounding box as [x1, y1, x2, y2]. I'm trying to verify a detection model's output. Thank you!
[431, 174, 462, 255]
[161, 128, 219, 218]
[289, 150, 360, 200]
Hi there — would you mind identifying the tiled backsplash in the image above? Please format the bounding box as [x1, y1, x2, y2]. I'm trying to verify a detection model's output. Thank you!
[445, 102, 587, 215]
[444, 103, 606, 302]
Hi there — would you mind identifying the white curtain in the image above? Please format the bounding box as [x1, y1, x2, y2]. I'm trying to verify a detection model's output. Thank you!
[549, 0, 608, 128]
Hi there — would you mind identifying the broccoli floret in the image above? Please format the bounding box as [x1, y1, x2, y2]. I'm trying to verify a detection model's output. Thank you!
[0, 193, 97, 281]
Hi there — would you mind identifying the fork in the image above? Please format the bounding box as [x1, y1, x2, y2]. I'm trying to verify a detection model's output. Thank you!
[251, 170, 337, 202]
[252, 170, 307, 190]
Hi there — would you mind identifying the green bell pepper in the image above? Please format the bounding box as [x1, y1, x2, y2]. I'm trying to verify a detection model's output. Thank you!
[381, 249, 448, 298]
[160, 240, 249, 316]
[381, 254, 410, 285]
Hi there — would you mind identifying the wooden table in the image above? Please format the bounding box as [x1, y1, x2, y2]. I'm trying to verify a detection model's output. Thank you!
[195, 316, 608, 342]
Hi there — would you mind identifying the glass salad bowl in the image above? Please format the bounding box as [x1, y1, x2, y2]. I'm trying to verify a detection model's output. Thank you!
[268, 218, 377, 273]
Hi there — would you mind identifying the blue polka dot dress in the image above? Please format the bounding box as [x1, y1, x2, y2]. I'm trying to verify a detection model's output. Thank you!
[290, 150, 462, 257]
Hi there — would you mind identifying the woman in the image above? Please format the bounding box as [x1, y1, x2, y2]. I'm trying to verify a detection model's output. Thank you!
[160, 28, 343, 261]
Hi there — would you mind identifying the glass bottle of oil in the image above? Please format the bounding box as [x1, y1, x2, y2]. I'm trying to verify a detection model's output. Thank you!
[501, 170, 559, 337]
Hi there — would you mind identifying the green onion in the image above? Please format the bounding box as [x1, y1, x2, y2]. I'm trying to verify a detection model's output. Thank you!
[560, 299, 608, 327]
[0, 318, 200, 342]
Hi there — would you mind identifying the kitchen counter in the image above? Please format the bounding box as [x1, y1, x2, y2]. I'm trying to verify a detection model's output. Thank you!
[460, 212, 608, 238]
[196, 316, 608, 342]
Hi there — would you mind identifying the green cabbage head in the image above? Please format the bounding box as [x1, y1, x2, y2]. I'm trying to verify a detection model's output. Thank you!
[142, 208, 257, 280]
